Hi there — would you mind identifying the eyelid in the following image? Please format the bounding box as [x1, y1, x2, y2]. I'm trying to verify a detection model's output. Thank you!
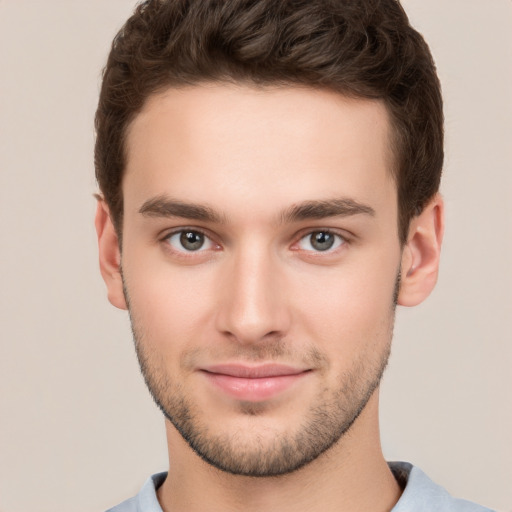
[160, 225, 215, 241]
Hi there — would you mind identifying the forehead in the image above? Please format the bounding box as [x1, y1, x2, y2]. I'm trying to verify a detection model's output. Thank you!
[123, 84, 396, 221]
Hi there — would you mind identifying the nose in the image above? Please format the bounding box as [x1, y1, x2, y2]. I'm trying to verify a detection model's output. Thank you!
[215, 244, 291, 345]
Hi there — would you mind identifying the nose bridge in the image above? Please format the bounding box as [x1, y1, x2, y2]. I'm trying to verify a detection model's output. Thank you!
[216, 239, 289, 344]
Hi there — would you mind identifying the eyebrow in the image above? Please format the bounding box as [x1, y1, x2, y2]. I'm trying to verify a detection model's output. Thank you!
[139, 195, 375, 224]
[280, 198, 375, 223]
[139, 196, 225, 223]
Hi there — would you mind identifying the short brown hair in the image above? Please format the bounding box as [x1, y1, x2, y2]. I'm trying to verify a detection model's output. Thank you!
[95, 0, 443, 244]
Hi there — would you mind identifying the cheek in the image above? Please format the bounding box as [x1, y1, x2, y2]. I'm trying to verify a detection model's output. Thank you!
[291, 256, 398, 353]
[122, 251, 218, 347]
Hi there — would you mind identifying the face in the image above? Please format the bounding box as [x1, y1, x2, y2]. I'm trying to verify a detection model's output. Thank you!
[119, 85, 402, 476]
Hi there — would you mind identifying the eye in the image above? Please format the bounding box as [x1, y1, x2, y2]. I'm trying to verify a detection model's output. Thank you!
[165, 230, 216, 252]
[297, 230, 345, 252]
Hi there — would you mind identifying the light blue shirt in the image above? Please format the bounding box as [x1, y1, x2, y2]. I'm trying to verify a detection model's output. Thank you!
[106, 461, 495, 512]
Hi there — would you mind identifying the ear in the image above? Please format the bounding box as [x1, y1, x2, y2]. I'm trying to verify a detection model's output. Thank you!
[398, 194, 444, 307]
[95, 199, 127, 310]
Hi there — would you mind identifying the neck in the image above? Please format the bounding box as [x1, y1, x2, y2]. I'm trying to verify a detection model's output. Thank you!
[157, 393, 402, 512]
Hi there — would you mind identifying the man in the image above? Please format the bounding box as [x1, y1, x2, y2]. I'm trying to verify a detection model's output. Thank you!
[94, 1, 493, 511]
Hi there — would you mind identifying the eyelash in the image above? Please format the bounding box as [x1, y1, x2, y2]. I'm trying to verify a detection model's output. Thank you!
[160, 228, 349, 257]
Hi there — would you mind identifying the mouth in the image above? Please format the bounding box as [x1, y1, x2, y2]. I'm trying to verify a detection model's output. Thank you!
[200, 364, 311, 402]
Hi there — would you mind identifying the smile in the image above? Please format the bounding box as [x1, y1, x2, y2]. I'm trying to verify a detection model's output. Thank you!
[200, 364, 311, 402]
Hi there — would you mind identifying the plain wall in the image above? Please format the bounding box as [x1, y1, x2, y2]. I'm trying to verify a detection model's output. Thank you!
[0, 1, 510, 511]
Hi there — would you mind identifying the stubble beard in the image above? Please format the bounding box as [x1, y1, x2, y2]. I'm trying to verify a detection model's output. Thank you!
[124, 277, 398, 478]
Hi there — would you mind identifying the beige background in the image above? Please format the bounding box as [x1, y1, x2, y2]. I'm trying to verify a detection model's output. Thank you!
[0, 1, 511, 511]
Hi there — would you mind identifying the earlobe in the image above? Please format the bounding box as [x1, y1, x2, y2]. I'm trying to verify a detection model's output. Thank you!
[398, 194, 444, 307]
[95, 199, 128, 310]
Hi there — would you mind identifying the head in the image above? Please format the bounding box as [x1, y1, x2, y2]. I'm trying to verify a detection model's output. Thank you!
[95, 0, 444, 477]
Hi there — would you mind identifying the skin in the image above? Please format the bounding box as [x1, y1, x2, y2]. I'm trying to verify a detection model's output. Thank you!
[96, 84, 444, 512]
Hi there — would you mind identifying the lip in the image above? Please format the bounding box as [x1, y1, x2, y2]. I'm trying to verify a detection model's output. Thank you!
[200, 364, 311, 402]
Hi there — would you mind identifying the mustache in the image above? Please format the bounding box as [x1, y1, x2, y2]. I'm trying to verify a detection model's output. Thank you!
[179, 342, 329, 371]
